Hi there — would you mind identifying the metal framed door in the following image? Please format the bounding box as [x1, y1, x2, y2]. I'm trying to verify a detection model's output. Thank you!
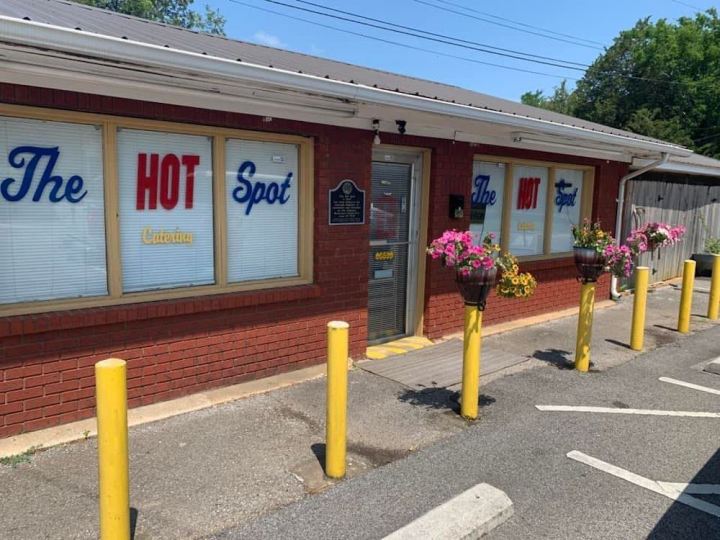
[368, 158, 417, 342]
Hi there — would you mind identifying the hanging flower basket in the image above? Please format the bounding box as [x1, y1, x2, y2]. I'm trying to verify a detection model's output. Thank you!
[427, 230, 536, 310]
[573, 246, 605, 283]
[455, 267, 498, 310]
[572, 220, 613, 283]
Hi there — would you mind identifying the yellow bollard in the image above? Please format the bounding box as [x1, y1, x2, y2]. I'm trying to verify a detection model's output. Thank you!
[575, 282, 596, 372]
[461, 305, 482, 420]
[630, 267, 650, 351]
[95, 358, 130, 540]
[325, 321, 349, 479]
[708, 255, 720, 321]
[678, 259, 696, 334]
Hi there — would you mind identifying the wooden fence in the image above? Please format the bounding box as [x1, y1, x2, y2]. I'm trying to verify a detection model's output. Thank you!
[622, 171, 720, 284]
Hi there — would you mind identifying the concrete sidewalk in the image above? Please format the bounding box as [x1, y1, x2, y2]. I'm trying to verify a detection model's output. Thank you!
[0, 279, 717, 539]
[361, 278, 718, 392]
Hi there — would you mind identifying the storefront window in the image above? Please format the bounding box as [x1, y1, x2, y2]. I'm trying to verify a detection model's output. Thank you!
[470, 161, 505, 244]
[0, 117, 107, 304]
[117, 129, 215, 292]
[551, 168, 584, 252]
[509, 165, 548, 256]
[225, 139, 299, 282]
[0, 107, 313, 315]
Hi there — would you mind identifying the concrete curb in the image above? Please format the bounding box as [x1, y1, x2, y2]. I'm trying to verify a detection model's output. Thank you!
[383, 483, 513, 539]
[704, 357, 720, 375]
[0, 362, 331, 460]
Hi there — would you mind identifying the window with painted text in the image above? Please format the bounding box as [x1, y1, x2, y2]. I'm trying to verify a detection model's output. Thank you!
[0, 116, 107, 304]
[117, 128, 215, 292]
[510, 165, 548, 256]
[469, 161, 505, 245]
[225, 139, 299, 282]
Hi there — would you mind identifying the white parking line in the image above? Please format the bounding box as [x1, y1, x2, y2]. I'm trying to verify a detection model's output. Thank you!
[536, 405, 720, 418]
[567, 451, 720, 518]
[382, 483, 513, 539]
[658, 482, 720, 495]
[660, 377, 720, 396]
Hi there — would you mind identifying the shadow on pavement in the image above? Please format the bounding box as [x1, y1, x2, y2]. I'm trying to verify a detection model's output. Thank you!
[605, 339, 632, 350]
[648, 448, 720, 539]
[310, 443, 326, 472]
[397, 387, 460, 411]
[130, 507, 138, 540]
[653, 324, 679, 333]
[396, 387, 496, 413]
[532, 349, 574, 370]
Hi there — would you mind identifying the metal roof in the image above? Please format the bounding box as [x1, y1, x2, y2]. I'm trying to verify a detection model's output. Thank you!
[0, 0, 680, 149]
[633, 152, 720, 179]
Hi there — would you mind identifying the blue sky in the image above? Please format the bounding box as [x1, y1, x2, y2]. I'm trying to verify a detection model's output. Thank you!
[203, 0, 717, 101]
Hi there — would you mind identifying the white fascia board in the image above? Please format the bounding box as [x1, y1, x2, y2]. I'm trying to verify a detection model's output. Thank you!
[0, 59, 366, 125]
[455, 132, 633, 162]
[0, 15, 691, 157]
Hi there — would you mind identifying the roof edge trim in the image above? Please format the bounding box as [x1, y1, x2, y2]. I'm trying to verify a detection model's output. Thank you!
[0, 15, 691, 157]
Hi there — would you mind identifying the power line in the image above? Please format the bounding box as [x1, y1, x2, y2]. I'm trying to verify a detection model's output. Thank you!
[412, 0, 605, 50]
[259, 0, 588, 71]
[671, 0, 704, 12]
[228, 0, 685, 88]
[287, 0, 590, 66]
[428, 0, 605, 46]
[265, 0, 686, 85]
[228, 0, 580, 81]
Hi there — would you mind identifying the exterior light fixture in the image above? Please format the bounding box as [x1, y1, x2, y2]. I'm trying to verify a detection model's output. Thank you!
[396, 120, 407, 135]
[372, 119, 381, 145]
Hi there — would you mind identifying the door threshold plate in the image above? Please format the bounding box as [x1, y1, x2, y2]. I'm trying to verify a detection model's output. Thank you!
[366, 336, 433, 360]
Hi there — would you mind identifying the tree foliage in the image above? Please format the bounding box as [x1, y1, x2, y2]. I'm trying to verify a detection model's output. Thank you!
[520, 80, 576, 116]
[521, 10, 720, 158]
[76, 0, 225, 35]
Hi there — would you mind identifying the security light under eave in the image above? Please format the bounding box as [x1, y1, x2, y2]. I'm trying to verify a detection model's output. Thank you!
[372, 119, 381, 145]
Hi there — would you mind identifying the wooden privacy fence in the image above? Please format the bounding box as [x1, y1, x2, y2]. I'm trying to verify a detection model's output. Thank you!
[621, 172, 720, 285]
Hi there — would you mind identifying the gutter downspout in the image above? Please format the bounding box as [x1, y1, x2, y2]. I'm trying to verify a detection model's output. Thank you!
[610, 152, 669, 299]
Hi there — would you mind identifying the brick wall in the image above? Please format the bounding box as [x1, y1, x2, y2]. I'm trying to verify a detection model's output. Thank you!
[0, 84, 373, 438]
[422, 145, 626, 339]
[0, 84, 628, 438]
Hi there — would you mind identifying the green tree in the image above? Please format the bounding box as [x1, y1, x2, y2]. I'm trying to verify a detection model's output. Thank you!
[520, 80, 576, 116]
[522, 10, 720, 158]
[76, 0, 225, 35]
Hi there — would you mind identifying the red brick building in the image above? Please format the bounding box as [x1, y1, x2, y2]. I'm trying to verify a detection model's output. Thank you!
[0, 0, 691, 438]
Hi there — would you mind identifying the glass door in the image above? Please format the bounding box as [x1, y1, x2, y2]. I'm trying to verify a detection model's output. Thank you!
[368, 161, 414, 342]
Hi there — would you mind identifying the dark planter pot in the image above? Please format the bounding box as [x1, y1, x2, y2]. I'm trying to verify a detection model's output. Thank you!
[455, 267, 498, 310]
[692, 253, 717, 277]
[573, 247, 605, 283]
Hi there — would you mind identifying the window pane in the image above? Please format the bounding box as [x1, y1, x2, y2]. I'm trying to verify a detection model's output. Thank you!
[0, 117, 107, 304]
[117, 129, 214, 293]
[551, 169, 584, 253]
[225, 139, 299, 282]
[469, 161, 505, 244]
[509, 165, 548, 256]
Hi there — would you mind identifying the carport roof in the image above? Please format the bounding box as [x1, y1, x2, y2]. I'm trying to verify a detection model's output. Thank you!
[0, 0, 685, 153]
[633, 153, 720, 179]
